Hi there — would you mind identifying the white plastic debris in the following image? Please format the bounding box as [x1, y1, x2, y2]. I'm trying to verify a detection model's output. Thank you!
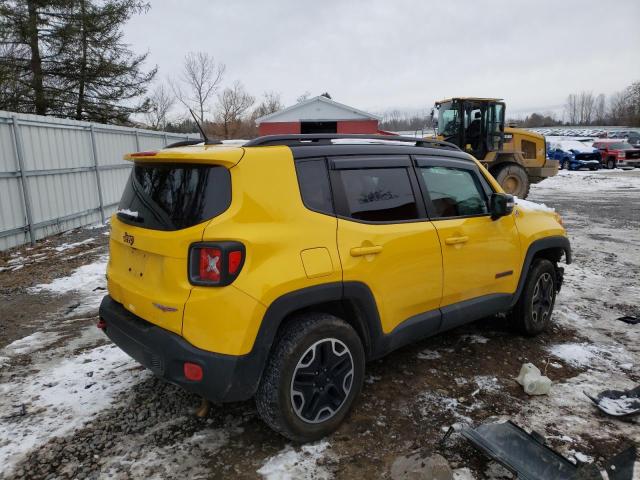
[516, 363, 552, 395]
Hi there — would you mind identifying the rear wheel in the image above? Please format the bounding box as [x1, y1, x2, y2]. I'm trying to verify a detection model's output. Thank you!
[255, 313, 365, 442]
[510, 258, 557, 336]
[607, 158, 616, 169]
[494, 164, 530, 198]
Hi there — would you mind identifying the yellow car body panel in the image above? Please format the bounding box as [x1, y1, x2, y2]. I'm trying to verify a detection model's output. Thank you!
[336, 219, 443, 334]
[106, 143, 567, 359]
[183, 146, 342, 354]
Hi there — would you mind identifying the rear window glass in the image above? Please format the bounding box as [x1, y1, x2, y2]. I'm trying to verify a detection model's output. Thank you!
[117, 163, 231, 231]
[337, 168, 419, 222]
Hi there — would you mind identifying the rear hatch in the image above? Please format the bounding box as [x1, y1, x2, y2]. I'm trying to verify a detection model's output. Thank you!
[107, 148, 241, 334]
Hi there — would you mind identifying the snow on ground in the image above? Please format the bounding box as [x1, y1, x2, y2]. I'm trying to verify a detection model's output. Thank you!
[530, 168, 640, 194]
[29, 255, 108, 315]
[257, 441, 333, 480]
[512, 169, 640, 460]
[0, 341, 143, 474]
[2, 331, 62, 356]
[53, 238, 95, 252]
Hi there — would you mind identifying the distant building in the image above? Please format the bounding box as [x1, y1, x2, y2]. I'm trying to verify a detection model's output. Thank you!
[256, 96, 382, 136]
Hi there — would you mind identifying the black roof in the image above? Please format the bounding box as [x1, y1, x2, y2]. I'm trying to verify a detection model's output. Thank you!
[243, 134, 473, 162]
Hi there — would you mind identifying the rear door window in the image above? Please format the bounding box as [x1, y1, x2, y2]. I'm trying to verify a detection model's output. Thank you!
[335, 168, 420, 222]
[117, 163, 231, 231]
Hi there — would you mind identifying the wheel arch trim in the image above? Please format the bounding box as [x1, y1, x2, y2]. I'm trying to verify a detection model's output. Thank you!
[510, 236, 572, 308]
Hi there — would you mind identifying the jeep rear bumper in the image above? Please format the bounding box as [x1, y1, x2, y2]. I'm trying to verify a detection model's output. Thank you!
[98, 295, 261, 403]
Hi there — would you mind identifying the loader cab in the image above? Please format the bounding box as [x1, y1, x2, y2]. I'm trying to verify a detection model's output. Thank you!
[436, 98, 505, 160]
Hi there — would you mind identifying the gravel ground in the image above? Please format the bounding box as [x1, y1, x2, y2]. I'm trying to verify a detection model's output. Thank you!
[0, 170, 638, 479]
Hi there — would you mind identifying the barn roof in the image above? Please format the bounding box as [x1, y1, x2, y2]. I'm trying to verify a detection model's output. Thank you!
[255, 96, 381, 124]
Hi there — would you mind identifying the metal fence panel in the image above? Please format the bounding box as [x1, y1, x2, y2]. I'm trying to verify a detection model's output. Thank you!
[0, 110, 198, 251]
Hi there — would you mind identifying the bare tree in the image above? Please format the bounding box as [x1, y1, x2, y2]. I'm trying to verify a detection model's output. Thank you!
[564, 94, 578, 124]
[216, 81, 255, 139]
[145, 84, 174, 130]
[252, 91, 283, 119]
[171, 52, 225, 123]
[594, 94, 606, 125]
[608, 90, 629, 125]
[578, 91, 595, 124]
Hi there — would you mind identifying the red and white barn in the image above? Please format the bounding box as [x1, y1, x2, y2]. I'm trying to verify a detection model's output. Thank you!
[256, 96, 382, 136]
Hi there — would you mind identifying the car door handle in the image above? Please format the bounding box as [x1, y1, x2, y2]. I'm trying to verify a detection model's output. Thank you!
[350, 245, 383, 257]
[445, 236, 469, 245]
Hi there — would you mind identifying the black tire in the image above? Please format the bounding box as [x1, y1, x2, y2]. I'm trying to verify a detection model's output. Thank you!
[510, 258, 557, 336]
[560, 159, 568, 170]
[607, 158, 616, 169]
[255, 312, 365, 442]
[494, 164, 530, 199]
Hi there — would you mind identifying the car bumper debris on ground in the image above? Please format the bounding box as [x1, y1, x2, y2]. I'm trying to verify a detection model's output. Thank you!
[1, 169, 639, 479]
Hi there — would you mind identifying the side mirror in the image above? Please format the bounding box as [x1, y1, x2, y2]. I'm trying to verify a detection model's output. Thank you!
[490, 193, 515, 220]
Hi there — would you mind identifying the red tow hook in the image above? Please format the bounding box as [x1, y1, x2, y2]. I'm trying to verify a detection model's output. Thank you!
[96, 318, 106, 330]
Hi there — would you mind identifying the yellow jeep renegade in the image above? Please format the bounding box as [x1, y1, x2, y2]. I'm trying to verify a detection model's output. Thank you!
[99, 134, 571, 442]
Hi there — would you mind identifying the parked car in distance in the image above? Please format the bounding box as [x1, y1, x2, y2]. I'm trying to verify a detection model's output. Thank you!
[592, 139, 640, 169]
[623, 131, 640, 148]
[99, 134, 571, 442]
[548, 140, 601, 170]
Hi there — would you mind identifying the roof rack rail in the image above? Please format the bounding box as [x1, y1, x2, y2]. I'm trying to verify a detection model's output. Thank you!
[243, 134, 459, 150]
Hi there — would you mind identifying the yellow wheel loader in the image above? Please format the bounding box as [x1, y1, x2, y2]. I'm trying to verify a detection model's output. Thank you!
[433, 98, 558, 198]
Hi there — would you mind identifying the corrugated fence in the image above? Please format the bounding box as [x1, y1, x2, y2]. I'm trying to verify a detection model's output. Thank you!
[0, 110, 198, 251]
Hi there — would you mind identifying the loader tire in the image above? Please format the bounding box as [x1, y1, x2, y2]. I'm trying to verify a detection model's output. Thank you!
[494, 164, 530, 199]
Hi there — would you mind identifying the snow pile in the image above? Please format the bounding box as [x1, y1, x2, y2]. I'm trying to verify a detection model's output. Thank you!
[548, 342, 633, 370]
[0, 343, 144, 472]
[53, 238, 95, 252]
[29, 256, 108, 315]
[257, 441, 333, 480]
[2, 331, 61, 356]
[514, 197, 555, 212]
[530, 169, 640, 195]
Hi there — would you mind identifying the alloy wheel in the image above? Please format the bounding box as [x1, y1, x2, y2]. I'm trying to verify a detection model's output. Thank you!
[290, 338, 354, 424]
[531, 272, 554, 326]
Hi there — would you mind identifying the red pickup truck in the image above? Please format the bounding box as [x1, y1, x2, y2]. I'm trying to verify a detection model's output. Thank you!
[592, 140, 640, 169]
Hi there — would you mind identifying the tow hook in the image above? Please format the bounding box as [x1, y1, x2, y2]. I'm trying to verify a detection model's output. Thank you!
[96, 318, 106, 330]
[195, 397, 210, 418]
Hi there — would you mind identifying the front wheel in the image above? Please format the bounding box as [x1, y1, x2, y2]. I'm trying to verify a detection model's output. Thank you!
[255, 313, 365, 442]
[494, 164, 530, 199]
[510, 258, 557, 336]
[607, 158, 616, 169]
[561, 159, 569, 170]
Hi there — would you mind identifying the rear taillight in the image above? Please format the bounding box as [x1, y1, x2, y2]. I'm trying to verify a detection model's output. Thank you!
[189, 242, 245, 286]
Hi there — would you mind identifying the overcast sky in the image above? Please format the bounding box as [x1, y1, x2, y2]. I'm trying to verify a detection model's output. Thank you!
[125, 0, 640, 119]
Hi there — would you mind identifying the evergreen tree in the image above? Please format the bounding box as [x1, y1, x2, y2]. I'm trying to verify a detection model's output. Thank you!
[0, 0, 156, 123]
[57, 0, 156, 122]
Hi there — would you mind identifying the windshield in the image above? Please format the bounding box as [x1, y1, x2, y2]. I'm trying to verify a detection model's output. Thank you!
[609, 142, 635, 150]
[117, 163, 231, 231]
[437, 102, 459, 137]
